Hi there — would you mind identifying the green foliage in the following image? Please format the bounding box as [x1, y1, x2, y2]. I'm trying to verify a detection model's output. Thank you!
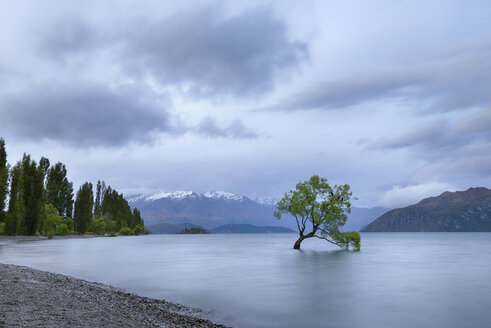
[104, 217, 118, 233]
[119, 227, 134, 235]
[94, 180, 106, 218]
[62, 217, 74, 232]
[89, 217, 107, 235]
[55, 223, 70, 236]
[177, 227, 209, 234]
[0, 222, 5, 235]
[134, 224, 149, 235]
[39, 157, 50, 176]
[0, 138, 8, 223]
[46, 162, 74, 218]
[275, 175, 361, 250]
[74, 182, 94, 234]
[42, 204, 63, 236]
[16, 154, 45, 235]
[132, 208, 144, 228]
[101, 186, 143, 230]
[6, 163, 26, 235]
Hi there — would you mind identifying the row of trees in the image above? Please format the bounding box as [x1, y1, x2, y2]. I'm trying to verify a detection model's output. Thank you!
[0, 138, 146, 236]
[74, 180, 145, 235]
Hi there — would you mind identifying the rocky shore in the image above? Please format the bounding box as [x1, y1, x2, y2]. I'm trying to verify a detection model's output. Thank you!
[0, 263, 230, 327]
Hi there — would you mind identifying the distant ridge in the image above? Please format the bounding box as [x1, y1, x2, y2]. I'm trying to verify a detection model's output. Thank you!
[127, 190, 294, 229]
[146, 223, 294, 234]
[127, 190, 245, 203]
[212, 224, 294, 233]
[362, 187, 491, 232]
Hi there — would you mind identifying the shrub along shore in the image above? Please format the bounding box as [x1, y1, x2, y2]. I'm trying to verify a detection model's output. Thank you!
[0, 263, 229, 328]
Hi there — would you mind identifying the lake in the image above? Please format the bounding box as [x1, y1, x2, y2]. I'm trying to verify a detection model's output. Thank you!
[1, 233, 490, 328]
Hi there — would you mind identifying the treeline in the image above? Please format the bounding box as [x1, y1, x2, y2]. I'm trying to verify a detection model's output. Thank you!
[0, 138, 148, 237]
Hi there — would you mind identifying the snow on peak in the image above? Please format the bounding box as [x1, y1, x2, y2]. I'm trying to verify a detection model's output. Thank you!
[204, 190, 244, 201]
[127, 189, 249, 203]
[145, 190, 199, 201]
[254, 197, 279, 207]
[126, 194, 146, 203]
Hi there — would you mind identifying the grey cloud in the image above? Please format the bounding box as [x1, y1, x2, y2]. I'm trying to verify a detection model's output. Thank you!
[369, 108, 491, 200]
[193, 116, 259, 139]
[261, 72, 422, 111]
[262, 43, 491, 112]
[378, 122, 451, 151]
[375, 109, 491, 152]
[39, 5, 308, 98]
[0, 62, 22, 84]
[0, 82, 172, 147]
[39, 19, 103, 62]
[452, 108, 491, 137]
[371, 108, 491, 180]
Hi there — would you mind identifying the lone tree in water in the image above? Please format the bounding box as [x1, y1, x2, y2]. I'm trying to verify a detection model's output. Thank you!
[274, 175, 360, 250]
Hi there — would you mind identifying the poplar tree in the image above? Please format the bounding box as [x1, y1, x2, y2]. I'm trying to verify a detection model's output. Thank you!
[21, 154, 45, 235]
[94, 180, 106, 218]
[0, 138, 8, 222]
[46, 162, 74, 218]
[6, 164, 24, 235]
[74, 182, 93, 233]
[39, 157, 50, 176]
[6, 154, 44, 235]
[132, 208, 144, 227]
[101, 186, 141, 230]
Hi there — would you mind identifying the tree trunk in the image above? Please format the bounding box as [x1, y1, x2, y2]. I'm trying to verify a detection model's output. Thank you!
[294, 231, 316, 249]
[293, 235, 305, 249]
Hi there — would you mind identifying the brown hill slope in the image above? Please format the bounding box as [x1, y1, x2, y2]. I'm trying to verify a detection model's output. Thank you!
[362, 187, 491, 232]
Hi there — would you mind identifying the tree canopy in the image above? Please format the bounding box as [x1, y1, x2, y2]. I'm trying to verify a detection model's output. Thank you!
[74, 182, 94, 234]
[274, 175, 360, 250]
[46, 162, 74, 218]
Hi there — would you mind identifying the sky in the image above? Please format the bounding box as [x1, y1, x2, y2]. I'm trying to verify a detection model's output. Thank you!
[0, 0, 490, 208]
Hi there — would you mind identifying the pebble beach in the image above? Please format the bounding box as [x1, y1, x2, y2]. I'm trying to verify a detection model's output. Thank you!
[0, 263, 230, 328]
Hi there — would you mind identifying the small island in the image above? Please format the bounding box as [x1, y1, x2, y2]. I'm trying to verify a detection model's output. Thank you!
[176, 227, 210, 234]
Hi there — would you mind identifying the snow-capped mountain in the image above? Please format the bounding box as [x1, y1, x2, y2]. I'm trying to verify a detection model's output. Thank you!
[204, 190, 245, 201]
[126, 190, 292, 230]
[126, 189, 389, 232]
[254, 197, 280, 207]
[127, 190, 245, 204]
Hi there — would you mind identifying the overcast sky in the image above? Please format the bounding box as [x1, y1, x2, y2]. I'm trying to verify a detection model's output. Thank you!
[1, 0, 490, 208]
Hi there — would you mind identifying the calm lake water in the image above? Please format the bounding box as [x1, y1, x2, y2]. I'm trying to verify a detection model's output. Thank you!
[1, 233, 490, 328]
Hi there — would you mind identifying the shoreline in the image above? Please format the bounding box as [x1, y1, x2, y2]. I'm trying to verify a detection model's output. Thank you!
[0, 234, 103, 241]
[0, 234, 139, 246]
[0, 263, 230, 327]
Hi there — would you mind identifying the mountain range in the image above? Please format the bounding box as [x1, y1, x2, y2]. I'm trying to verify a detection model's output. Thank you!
[127, 190, 385, 232]
[362, 187, 491, 232]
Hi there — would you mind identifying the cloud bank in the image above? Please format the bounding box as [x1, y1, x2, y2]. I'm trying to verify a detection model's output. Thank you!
[0, 82, 171, 147]
[379, 183, 457, 208]
[40, 5, 308, 98]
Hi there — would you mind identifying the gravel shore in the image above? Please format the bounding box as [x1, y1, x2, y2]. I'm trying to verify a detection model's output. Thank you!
[0, 235, 102, 245]
[0, 263, 230, 327]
